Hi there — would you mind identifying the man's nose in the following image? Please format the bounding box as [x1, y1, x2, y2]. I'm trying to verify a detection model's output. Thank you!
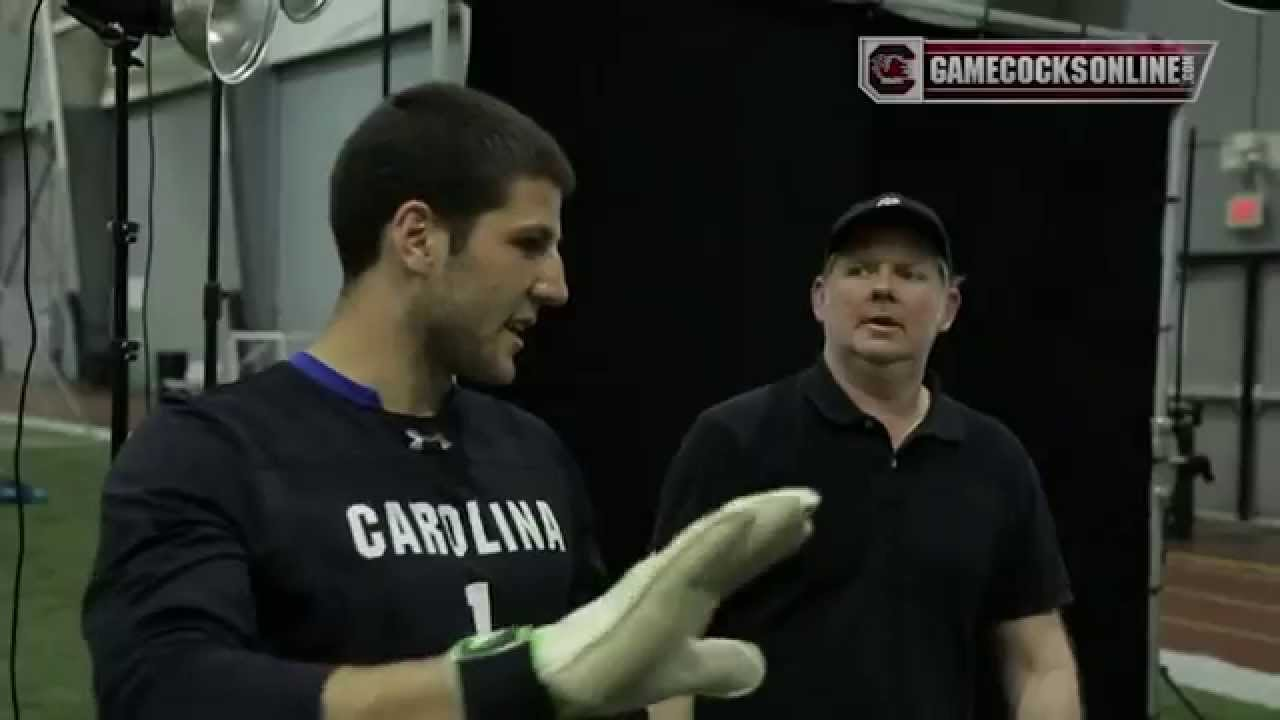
[532, 252, 569, 307]
[869, 265, 897, 298]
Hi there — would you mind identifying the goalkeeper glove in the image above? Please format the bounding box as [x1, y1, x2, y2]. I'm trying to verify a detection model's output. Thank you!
[448, 486, 820, 719]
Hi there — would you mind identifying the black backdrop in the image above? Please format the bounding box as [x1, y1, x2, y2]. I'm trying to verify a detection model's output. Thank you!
[465, 3, 1171, 718]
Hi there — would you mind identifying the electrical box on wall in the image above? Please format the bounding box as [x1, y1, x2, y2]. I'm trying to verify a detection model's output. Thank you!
[1221, 131, 1280, 172]
[1225, 191, 1265, 230]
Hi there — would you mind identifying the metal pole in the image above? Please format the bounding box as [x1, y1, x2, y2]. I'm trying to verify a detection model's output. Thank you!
[110, 38, 140, 458]
[382, 0, 392, 96]
[1155, 115, 1189, 429]
[204, 77, 223, 392]
[1238, 259, 1261, 521]
[1174, 126, 1198, 403]
[1148, 107, 1188, 720]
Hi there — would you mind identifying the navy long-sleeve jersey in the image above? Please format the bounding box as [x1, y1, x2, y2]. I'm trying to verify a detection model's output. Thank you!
[82, 355, 615, 720]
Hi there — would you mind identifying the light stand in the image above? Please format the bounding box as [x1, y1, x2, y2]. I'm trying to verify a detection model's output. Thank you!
[108, 39, 142, 458]
[61, 0, 323, 403]
[204, 76, 224, 391]
[62, 5, 147, 458]
[193, 0, 332, 391]
[383, 0, 392, 96]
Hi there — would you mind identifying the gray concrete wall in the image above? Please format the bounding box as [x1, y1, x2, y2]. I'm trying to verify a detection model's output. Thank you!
[1123, 3, 1280, 521]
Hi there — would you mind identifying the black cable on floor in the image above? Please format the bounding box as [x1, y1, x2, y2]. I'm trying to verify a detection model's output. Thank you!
[10, 2, 46, 719]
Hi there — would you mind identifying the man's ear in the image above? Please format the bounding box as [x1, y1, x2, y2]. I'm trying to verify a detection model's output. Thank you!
[811, 273, 827, 323]
[387, 199, 446, 274]
[939, 282, 962, 332]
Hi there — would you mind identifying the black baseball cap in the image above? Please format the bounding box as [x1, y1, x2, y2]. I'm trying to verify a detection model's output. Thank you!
[826, 192, 953, 268]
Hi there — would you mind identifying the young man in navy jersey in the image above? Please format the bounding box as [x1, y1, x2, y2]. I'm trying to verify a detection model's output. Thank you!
[650, 194, 1082, 720]
[81, 82, 821, 720]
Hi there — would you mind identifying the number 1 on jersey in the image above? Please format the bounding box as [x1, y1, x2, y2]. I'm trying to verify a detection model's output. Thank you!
[465, 581, 492, 634]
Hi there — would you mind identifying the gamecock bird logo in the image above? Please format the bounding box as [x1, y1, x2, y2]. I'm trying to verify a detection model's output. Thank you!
[868, 44, 918, 95]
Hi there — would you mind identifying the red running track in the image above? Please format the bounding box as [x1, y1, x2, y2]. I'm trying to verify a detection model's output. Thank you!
[1161, 520, 1280, 675]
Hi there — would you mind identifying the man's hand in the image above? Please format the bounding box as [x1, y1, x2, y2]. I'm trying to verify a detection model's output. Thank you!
[451, 487, 820, 718]
[319, 488, 816, 720]
[997, 611, 1081, 720]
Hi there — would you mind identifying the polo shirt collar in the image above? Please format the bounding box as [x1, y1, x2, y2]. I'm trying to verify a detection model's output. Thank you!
[801, 355, 965, 442]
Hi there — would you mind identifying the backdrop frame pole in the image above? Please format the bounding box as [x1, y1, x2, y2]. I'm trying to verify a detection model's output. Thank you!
[1149, 107, 1190, 720]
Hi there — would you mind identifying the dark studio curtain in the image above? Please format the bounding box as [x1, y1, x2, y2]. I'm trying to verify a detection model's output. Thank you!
[465, 3, 1170, 719]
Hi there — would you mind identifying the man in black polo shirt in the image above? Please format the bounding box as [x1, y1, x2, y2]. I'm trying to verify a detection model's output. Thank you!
[81, 82, 821, 720]
[649, 193, 1081, 720]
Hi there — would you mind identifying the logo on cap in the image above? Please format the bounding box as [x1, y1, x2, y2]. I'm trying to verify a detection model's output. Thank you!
[876, 195, 902, 207]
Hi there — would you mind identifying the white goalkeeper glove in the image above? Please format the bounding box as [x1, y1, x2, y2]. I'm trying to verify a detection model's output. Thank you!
[448, 486, 820, 719]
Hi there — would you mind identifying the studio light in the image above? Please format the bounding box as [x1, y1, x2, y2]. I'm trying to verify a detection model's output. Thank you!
[173, 0, 278, 85]
[60, 0, 332, 455]
[64, 0, 281, 85]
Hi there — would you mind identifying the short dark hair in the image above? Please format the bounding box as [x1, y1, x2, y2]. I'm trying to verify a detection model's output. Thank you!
[328, 82, 576, 283]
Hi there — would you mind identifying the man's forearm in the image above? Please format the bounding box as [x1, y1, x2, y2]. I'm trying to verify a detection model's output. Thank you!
[1013, 667, 1081, 720]
[322, 657, 463, 720]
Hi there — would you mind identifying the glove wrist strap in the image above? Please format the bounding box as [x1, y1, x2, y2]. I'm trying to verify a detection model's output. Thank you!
[449, 626, 559, 720]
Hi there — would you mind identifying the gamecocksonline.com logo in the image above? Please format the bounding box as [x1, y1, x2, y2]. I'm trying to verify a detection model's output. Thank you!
[858, 36, 1217, 105]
